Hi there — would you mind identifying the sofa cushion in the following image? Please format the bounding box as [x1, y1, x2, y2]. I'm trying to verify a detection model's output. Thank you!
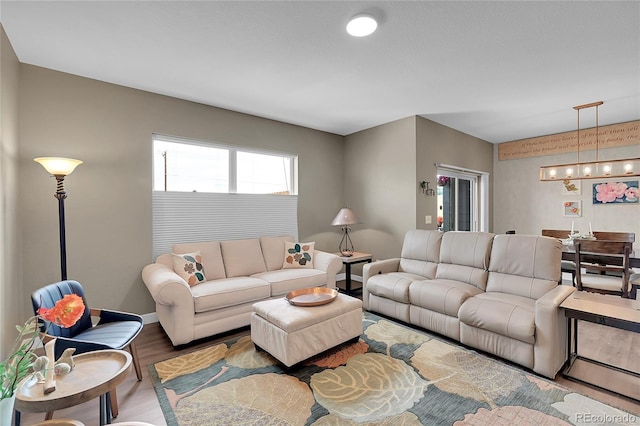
[283, 241, 315, 269]
[409, 279, 483, 317]
[221, 239, 267, 278]
[436, 232, 494, 290]
[260, 235, 295, 271]
[366, 272, 427, 304]
[398, 230, 443, 279]
[487, 235, 561, 299]
[252, 269, 327, 297]
[458, 292, 536, 344]
[171, 251, 206, 286]
[173, 241, 226, 280]
[191, 277, 271, 312]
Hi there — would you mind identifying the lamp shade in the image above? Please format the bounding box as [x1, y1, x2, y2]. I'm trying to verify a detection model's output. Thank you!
[331, 208, 358, 226]
[34, 157, 83, 176]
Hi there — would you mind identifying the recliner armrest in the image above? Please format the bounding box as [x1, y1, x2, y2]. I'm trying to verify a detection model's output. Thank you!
[362, 258, 401, 284]
[533, 285, 576, 378]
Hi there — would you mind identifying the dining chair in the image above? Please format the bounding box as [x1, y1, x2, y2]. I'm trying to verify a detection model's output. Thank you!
[541, 229, 576, 285]
[31, 280, 144, 419]
[574, 239, 633, 298]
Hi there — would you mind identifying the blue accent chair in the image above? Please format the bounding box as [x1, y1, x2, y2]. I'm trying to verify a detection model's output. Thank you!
[31, 280, 144, 419]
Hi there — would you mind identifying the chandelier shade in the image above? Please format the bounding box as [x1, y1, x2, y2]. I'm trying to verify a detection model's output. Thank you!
[539, 101, 640, 181]
[539, 158, 640, 181]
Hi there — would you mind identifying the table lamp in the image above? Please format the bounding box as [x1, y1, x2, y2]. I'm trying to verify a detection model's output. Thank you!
[331, 207, 358, 257]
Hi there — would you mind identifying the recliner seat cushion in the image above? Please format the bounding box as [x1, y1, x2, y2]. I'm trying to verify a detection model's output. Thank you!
[366, 272, 428, 303]
[191, 277, 271, 312]
[436, 232, 494, 290]
[487, 235, 560, 298]
[398, 230, 443, 279]
[458, 292, 536, 344]
[409, 279, 483, 317]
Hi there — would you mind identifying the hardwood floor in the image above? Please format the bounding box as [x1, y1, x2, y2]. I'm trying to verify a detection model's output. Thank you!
[16, 284, 640, 425]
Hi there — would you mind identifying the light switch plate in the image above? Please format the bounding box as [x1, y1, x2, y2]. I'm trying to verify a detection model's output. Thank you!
[425, 215, 432, 224]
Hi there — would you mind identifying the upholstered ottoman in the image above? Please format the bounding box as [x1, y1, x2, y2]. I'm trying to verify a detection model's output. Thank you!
[251, 293, 363, 367]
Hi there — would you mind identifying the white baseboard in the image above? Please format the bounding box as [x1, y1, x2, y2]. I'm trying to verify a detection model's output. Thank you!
[142, 312, 158, 324]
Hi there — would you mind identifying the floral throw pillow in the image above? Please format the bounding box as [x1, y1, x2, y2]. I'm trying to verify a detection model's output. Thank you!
[172, 250, 206, 286]
[283, 242, 315, 269]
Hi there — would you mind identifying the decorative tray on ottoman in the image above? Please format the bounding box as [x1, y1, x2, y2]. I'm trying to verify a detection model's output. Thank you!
[285, 287, 338, 306]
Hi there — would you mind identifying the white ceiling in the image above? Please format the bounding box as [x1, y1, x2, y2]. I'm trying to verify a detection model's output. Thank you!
[1, 1, 639, 143]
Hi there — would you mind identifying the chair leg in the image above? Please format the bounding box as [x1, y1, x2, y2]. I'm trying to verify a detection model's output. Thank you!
[128, 340, 143, 381]
[110, 388, 119, 418]
[45, 411, 54, 420]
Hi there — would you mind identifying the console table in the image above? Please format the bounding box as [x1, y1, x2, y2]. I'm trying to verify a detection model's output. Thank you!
[560, 292, 640, 401]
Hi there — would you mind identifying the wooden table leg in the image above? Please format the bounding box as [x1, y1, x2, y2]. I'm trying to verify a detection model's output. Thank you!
[109, 389, 118, 418]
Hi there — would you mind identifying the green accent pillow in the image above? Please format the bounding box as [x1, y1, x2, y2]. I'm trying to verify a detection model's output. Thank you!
[172, 250, 207, 286]
[283, 242, 315, 269]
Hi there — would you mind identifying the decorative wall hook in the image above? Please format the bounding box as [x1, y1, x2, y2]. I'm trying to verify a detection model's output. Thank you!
[419, 181, 435, 196]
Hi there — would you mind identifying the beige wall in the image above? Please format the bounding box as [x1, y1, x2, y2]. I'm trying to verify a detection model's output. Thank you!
[493, 143, 640, 247]
[1, 26, 21, 359]
[17, 65, 344, 320]
[343, 117, 417, 261]
[342, 115, 494, 264]
[416, 116, 494, 231]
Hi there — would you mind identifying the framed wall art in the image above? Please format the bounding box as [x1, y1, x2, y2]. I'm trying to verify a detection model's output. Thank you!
[592, 180, 639, 205]
[561, 179, 581, 195]
[563, 200, 581, 217]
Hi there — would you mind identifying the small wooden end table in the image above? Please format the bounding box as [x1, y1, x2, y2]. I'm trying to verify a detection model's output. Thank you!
[560, 291, 640, 401]
[15, 349, 132, 426]
[336, 252, 373, 295]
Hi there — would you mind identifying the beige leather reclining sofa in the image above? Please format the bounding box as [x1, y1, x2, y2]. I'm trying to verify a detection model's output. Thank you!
[363, 230, 575, 379]
[142, 235, 342, 346]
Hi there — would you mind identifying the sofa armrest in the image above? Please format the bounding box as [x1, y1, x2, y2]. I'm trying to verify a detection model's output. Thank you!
[142, 262, 197, 346]
[313, 250, 342, 289]
[533, 285, 576, 378]
[362, 258, 401, 310]
[141, 263, 192, 305]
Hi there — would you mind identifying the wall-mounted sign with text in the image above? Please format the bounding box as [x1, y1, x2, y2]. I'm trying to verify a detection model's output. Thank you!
[498, 120, 639, 161]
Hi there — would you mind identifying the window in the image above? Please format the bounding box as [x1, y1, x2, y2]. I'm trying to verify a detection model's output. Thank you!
[153, 135, 297, 195]
[151, 135, 299, 259]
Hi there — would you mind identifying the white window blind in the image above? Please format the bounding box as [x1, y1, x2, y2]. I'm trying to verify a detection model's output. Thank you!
[152, 191, 298, 260]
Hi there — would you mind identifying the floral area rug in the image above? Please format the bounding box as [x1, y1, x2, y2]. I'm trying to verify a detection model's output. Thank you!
[149, 312, 639, 425]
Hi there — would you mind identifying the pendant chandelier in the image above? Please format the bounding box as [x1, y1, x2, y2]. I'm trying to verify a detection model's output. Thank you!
[539, 101, 640, 181]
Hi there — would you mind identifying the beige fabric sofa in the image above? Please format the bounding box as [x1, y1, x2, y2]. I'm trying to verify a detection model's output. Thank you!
[363, 230, 575, 379]
[142, 235, 342, 346]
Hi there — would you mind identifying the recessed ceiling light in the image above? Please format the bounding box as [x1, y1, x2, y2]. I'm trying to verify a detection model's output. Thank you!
[346, 14, 377, 37]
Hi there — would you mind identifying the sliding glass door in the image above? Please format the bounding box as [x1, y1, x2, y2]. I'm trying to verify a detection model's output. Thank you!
[437, 170, 478, 232]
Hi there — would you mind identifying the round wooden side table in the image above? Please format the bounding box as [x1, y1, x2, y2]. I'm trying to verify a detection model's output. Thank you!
[15, 349, 131, 426]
